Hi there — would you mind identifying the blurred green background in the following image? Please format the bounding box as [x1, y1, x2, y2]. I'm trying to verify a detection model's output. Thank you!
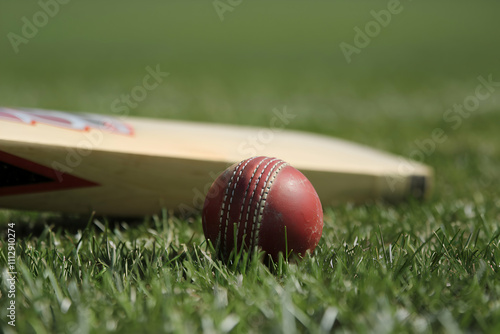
[1, 2, 500, 333]
[1, 0, 499, 200]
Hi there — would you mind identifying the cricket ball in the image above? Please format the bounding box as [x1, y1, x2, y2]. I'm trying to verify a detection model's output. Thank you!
[202, 156, 323, 262]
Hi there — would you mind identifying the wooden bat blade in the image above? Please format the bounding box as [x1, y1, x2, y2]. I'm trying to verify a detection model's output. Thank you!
[0, 107, 432, 216]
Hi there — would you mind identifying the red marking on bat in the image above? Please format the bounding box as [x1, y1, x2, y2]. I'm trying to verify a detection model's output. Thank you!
[0, 150, 99, 197]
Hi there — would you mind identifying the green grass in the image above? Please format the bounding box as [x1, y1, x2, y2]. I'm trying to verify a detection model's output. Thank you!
[1, 1, 500, 333]
[1, 203, 499, 333]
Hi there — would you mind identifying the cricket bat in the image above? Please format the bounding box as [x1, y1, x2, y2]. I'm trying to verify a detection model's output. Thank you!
[0, 107, 432, 216]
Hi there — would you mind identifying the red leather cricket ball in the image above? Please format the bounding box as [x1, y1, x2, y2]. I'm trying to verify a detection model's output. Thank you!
[202, 156, 323, 262]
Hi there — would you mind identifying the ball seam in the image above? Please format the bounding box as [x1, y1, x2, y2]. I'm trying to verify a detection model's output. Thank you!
[217, 159, 246, 255]
[249, 159, 286, 252]
[243, 157, 277, 251]
[252, 161, 287, 250]
[220, 157, 256, 257]
[235, 157, 270, 253]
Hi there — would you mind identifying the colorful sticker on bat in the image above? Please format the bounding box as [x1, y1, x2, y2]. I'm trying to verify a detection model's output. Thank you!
[0, 107, 134, 136]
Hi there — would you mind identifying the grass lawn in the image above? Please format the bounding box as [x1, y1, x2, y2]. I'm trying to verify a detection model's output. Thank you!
[1, 1, 500, 333]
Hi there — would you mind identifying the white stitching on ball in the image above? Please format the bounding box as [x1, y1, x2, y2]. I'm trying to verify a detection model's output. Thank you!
[248, 159, 283, 251]
[220, 157, 256, 256]
[217, 159, 244, 253]
[253, 161, 288, 251]
[236, 157, 269, 252]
